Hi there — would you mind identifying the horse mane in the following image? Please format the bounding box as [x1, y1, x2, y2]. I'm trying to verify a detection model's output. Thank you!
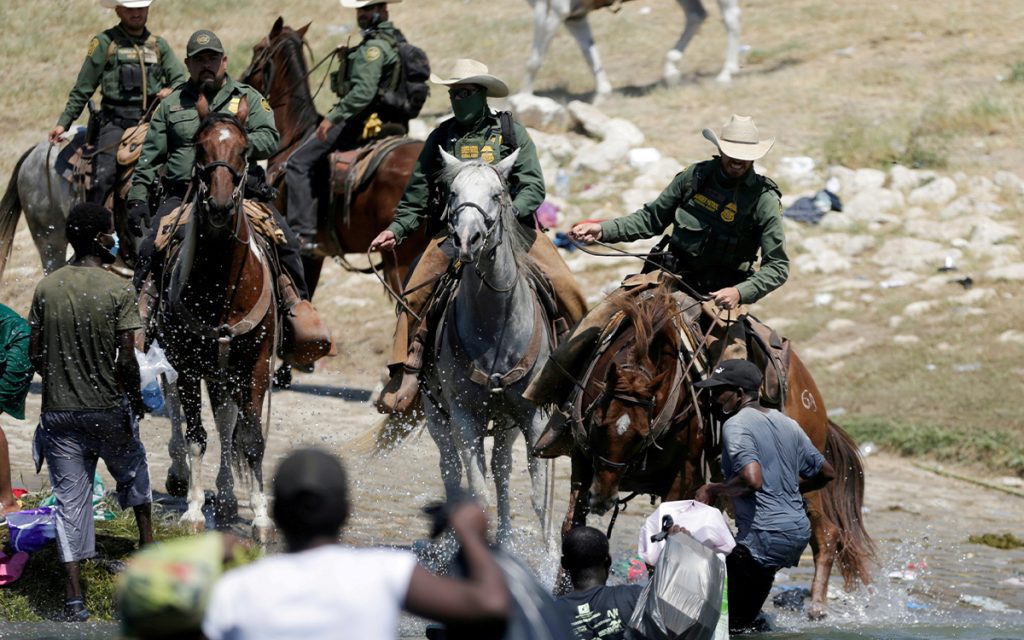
[612, 282, 682, 369]
[273, 27, 320, 133]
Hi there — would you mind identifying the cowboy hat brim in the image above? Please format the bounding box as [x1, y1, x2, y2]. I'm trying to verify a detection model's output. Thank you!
[339, 0, 401, 8]
[100, 0, 153, 8]
[702, 128, 774, 162]
[430, 73, 509, 98]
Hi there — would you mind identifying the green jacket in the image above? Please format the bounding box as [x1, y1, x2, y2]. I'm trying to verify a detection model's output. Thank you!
[128, 76, 279, 202]
[387, 111, 545, 243]
[327, 21, 401, 124]
[600, 159, 788, 304]
[0, 304, 33, 421]
[57, 25, 186, 128]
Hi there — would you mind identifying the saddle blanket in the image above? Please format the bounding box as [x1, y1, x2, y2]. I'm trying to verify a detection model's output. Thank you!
[154, 200, 286, 251]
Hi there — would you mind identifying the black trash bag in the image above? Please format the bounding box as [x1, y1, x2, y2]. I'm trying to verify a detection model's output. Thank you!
[628, 533, 724, 640]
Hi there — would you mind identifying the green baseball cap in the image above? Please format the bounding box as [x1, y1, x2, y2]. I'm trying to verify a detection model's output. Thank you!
[186, 29, 224, 57]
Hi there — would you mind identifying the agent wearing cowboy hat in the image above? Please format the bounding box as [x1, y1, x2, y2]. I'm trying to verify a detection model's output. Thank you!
[285, 0, 409, 252]
[369, 59, 586, 415]
[526, 115, 789, 456]
[49, 0, 186, 205]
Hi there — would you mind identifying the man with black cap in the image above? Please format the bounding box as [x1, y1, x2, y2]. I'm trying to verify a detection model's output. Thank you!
[202, 448, 510, 638]
[128, 30, 315, 325]
[49, 0, 186, 205]
[692, 360, 835, 632]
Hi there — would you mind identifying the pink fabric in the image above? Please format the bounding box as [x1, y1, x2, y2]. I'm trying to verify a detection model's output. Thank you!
[0, 551, 29, 586]
[638, 500, 736, 566]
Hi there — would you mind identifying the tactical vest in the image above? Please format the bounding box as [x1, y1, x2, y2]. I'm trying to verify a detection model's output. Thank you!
[331, 27, 399, 100]
[101, 28, 165, 109]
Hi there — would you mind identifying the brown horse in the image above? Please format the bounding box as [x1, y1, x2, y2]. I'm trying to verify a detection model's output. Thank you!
[240, 17, 429, 296]
[157, 98, 277, 541]
[560, 282, 874, 617]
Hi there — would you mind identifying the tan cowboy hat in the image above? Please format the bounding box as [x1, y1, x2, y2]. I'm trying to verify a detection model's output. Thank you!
[430, 59, 509, 98]
[702, 114, 775, 161]
[339, 0, 401, 8]
[99, 0, 153, 7]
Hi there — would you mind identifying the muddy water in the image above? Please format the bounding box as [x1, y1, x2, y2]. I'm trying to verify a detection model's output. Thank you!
[5, 373, 1024, 638]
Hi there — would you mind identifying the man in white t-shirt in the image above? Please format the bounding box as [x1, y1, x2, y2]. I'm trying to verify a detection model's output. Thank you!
[202, 448, 509, 640]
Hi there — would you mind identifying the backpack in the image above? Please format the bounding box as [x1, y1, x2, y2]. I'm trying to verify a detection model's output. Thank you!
[377, 29, 430, 121]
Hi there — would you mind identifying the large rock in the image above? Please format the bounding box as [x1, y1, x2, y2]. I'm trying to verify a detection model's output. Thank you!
[938, 195, 1004, 220]
[993, 170, 1024, 195]
[888, 164, 938, 193]
[843, 188, 905, 221]
[792, 249, 851, 274]
[508, 93, 572, 132]
[528, 130, 579, 162]
[986, 263, 1024, 281]
[970, 218, 1018, 246]
[775, 156, 819, 189]
[632, 157, 685, 190]
[851, 168, 887, 192]
[872, 237, 959, 270]
[620, 188, 661, 213]
[908, 176, 958, 207]
[567, 100, 610, 138]
[904, 215, 975, 242]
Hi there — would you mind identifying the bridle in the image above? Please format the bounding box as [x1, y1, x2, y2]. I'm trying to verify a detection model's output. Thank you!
[193, 123, 248, 235]
[444, 165, 515, 292]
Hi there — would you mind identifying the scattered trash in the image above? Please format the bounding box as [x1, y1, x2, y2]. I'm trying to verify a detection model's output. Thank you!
[953, 362, 981, 373]
[6, 507, 57, 553]
[813, 293, 833, 306]
[858, 442, 876, 458]
[959, 594, 1021, 613]
[536, 200, 560, 229]
[136, 341, 178, 414]
[0, 550, 29, 586]
[906, 598, 930, 611]
[772, 586, 810, 611]
[888, 560, 928, 582]
[40, 473, 111, 521]
[638, 6, 652, 15]
[554, 168, 571, 198]
[880, 279, 907, 289]
[782, 189, 842, 224]
[553, 232, 576, 252]
[628, 147, 662, 169]
[938, 255, 958, 272]
[952, 276, 973, 289]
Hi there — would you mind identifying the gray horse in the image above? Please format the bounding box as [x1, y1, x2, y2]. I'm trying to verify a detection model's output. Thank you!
[422, 149, 555, 548]
[0, 141, 75, 280]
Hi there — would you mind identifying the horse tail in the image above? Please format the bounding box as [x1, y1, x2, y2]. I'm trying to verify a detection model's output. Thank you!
[821, 419, 876, 588]
[0, 146, 32, 282]
[348, 410, 424, 457]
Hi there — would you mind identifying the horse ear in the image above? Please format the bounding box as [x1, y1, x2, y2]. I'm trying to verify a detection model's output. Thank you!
[494, 148, 520, 180]
[298, 22, 311, 37]
[271, 16, 284, 38]
[235, 95, 250, 125]
[196, 93, 210, 121]
[439, 147, 461, 172]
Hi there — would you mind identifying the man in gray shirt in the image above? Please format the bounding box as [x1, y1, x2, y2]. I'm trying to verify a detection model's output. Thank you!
[693, 360, 834, 631]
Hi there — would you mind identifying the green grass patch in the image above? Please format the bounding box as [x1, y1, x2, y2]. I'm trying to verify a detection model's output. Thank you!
[842, 415, 1024, 477]
[1008, 62, 1024, 83]
[967, 533, 1024, 550]
[822, 113, 948, 169]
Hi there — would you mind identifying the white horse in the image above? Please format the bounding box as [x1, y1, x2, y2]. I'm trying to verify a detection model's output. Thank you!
[421, 149, 555, 547]
[522, 0, 741, 97]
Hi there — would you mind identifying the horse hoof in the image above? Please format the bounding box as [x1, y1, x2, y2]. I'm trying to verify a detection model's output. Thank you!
[807, 602, 827, 620]
[165, 471, 189, 498]
[252, 520, 275, 545]
[180, 510, 205, 533]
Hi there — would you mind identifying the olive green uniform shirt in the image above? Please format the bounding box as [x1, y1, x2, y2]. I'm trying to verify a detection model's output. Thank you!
[600, 159, 788, 304]
[0, 303, 33, 420]
[327, 21, 401, 125]
[128, 76, 279, 202]
[29, 266, 142, 412]
[388, 111, 545, 242]
[57, 25, 187, 128]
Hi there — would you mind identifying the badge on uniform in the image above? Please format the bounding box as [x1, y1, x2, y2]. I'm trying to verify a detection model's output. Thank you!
[260, 98, 271, 112]
[721, 202, 737, 222]
[364, 46, 381, 62]
[87, 37, 100, 57]
[228, 97, 240, 115]
[480, 145, 495, 164]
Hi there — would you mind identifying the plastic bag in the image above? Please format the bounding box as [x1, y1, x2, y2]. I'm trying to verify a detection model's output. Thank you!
[639, 501, 736, 566]
[629, 533, 726, 640]
[135, 341, 177, 412]
[6, 507, 57, 553]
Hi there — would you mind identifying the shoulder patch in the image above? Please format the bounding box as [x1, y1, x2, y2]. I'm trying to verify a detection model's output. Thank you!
[260, 97, 271, 112]
[87, 37, 100, 57]
[364, 46, 382, 62]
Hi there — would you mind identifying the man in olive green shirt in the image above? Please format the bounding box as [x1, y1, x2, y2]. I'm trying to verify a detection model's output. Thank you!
[527, 115, 788, 455]
[285, 0, 407, 248]
[29, 202, 153, 622]
[128, 30, 308, 302]
[369, 59, 585, 414]
[49, 0, 186, 205]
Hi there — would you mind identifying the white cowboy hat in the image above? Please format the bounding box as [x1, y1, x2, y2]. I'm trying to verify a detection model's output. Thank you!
[430, 59, 509, 98]
[99, 0, 153, 8]
[702, 114, 775, 161]
[339, 0, 401, 8]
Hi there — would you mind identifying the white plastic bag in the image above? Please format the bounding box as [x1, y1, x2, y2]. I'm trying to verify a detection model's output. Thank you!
[135, 341, 178, 386]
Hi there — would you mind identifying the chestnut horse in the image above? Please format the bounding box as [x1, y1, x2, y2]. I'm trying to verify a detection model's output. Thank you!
[240, 18, 429, 295]
[157, 99, 276, 541]
[560, 282, 873, 617]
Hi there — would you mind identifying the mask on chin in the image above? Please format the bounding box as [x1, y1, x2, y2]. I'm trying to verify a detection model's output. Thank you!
[99, 232, 120, 264]
[451, 92, 487, 126]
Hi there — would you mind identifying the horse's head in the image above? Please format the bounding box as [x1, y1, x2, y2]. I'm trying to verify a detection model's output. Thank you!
[439, 147, 520, 264]
[193, 95, 249, 227]
[241, 17, 311, 96]
[583, 286, 691, 515]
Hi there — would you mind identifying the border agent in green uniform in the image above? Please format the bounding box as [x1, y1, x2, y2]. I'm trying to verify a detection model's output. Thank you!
[128, 30, 309, 304]
[49, 0, 186, 205]
[285, 0, 406, 249]
[369, 59, 587, 415]
[527, 115, 789, 455]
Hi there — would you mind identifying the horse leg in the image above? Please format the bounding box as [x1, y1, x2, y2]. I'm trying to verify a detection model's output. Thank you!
[523, 407, 553, 550]
[208, 384, 240, 525]
[178, 376, 208, 531]
[563, 15, 614, 98]
[522, 0, 566, 96]
[423, 400, 463, 500]
[664, 0, 709, 85]
[164, 378, 190, 497]
[451, 407, 491, 507]
[805, 490, 839, 619]
[238, 349, 273, 543]
[714, 0, 741, 82]
[490, 419, 517, 547]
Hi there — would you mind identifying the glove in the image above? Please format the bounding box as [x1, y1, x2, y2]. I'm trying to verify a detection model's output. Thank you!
[127, 200, 150, 237]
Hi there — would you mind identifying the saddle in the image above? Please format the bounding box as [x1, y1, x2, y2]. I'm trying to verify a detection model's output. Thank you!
[55, 129, 90, 192]
[154, 200, 287, 252]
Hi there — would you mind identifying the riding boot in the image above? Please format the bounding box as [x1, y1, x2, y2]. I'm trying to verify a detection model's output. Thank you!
[375, 334, 424, 415]
[278, 273, 334, 369]
[532, 401, 575, 458]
